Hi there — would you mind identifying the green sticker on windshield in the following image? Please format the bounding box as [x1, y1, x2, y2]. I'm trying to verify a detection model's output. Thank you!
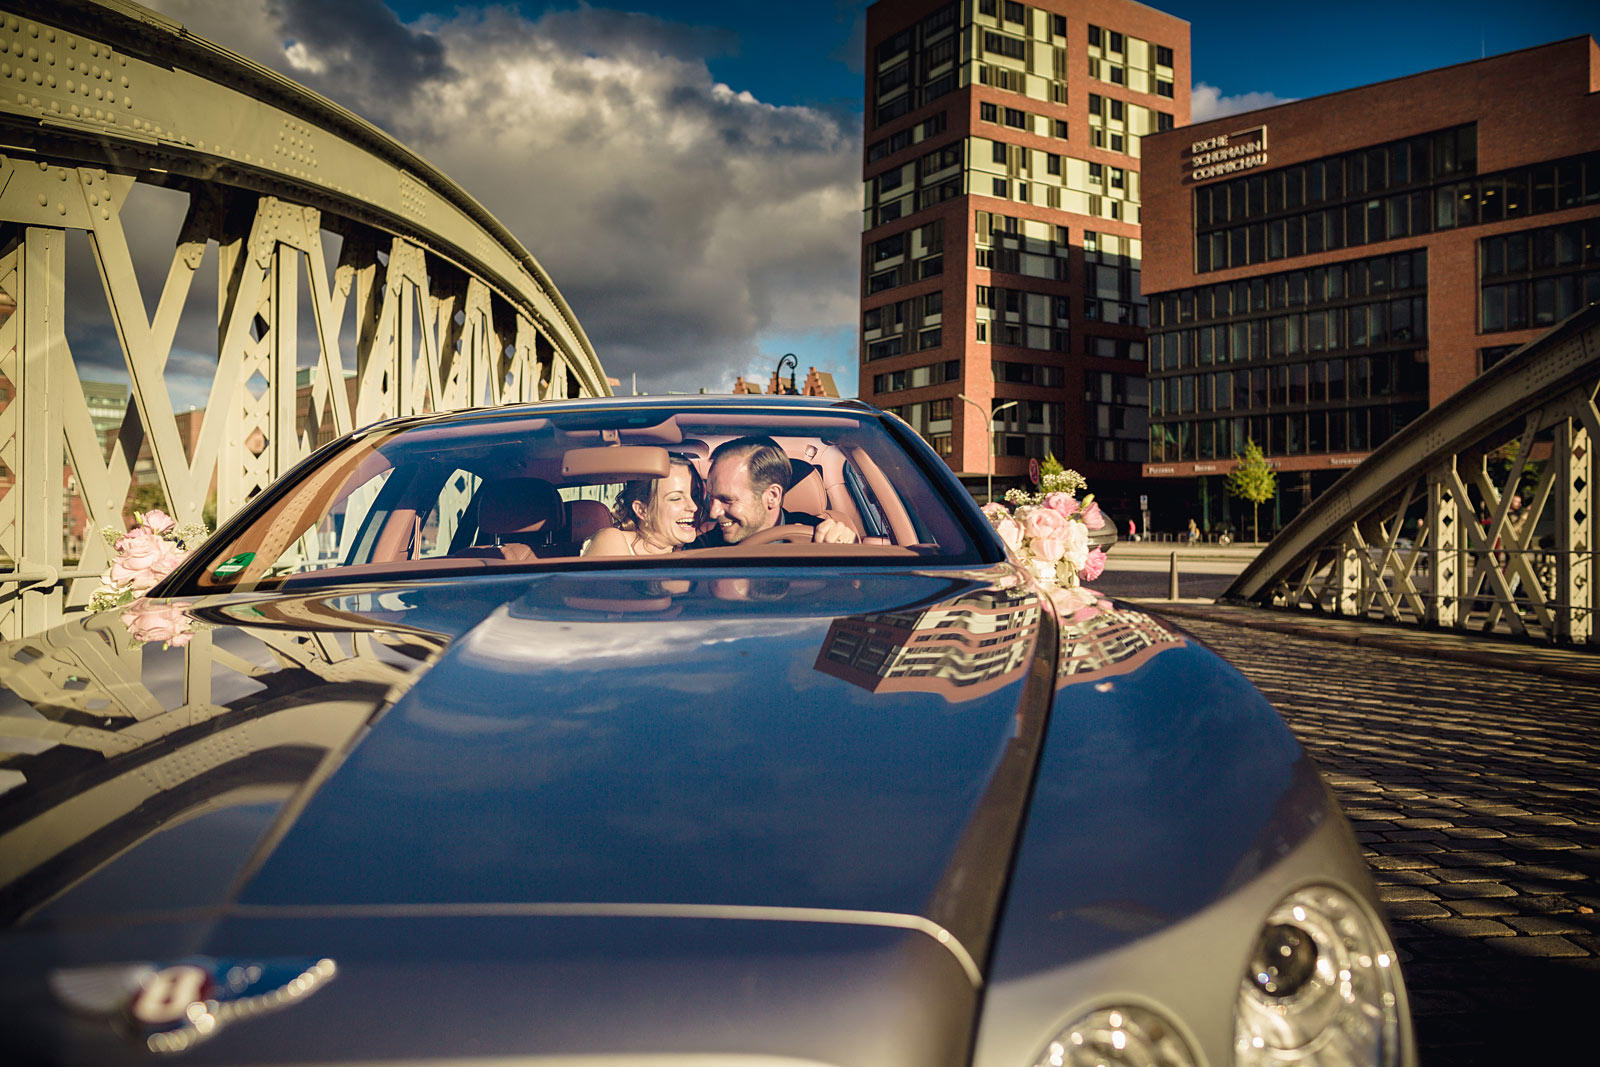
[212, 552, 255, 579]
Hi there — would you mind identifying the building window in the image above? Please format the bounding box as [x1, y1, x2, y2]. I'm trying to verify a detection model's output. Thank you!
[1190, 123, 1517, 273]
[1046, 154, 1061, 176]
[980, 102, 998, 123]
[993, 177, 1008, 197]
[983, 31, 1027, 60]
[1155, 45, 1174, 67]
[1051, 14, 1066, 37]
[1478, 219, 1600, 332]
[1004, 1, 1026, 25]
[1089, 163, 1104, 184]
[1053, 119, 1069, 138]
[1004, 107, 1027, 129]
[1156, 79, 1174, 98]
[1088, 25, 1102, 47]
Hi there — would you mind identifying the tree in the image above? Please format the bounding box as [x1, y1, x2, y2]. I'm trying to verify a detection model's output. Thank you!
[126, 483, 168, 523]
[1225, 439, 1276, 543]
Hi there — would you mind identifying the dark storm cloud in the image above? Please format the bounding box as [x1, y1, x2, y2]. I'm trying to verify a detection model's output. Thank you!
[267, 0, 453, 126]
[141, 1, 862, 394]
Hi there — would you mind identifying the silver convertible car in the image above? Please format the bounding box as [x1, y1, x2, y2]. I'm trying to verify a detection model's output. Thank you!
[0, 396, 1412, 1067]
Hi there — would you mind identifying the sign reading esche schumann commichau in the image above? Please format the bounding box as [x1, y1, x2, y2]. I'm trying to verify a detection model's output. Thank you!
[1186, 125, 1268, 182]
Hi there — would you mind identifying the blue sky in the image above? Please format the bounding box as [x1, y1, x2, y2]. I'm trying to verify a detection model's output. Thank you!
[126, 2, 1598, 403]
[387, 0, 1599, 115]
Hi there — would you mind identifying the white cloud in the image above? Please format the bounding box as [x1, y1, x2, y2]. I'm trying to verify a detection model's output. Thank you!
[143, 1, 863, 397]
[1190, 82, 1296, 124]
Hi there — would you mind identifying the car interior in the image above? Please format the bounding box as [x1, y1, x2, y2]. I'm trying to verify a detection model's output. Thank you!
[183, 406, 984, 594]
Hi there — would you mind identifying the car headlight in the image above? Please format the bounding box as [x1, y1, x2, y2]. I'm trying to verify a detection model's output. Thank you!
[1031, 1005, 1197, 1067]
[1236, 885, 1405, 1066]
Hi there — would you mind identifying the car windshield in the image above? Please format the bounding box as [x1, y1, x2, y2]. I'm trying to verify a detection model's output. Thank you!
[174, 402, 991, 595]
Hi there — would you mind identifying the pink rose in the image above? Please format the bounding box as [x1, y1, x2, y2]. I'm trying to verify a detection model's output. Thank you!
[111, 528, 184, 592]
[1079, 546, 1107, 581]
[121, 601, 193, 647]
[1050, 585, 1110, 623]
[981, 502, 1008, 521]
[994, 516, 1023, 552]
[1044, 492, 1078, 515]
[1022, 506, 1069, 541]
[1032, 536, 1065, 562]
[1072, 599, 1109, 623]
[1081, 501, 1107, 530]
[142, 509, 176, 534]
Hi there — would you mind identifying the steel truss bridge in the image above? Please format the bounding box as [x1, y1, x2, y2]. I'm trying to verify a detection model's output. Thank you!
[1226, 303, 1600, 647]
[0, 0, 610, 640]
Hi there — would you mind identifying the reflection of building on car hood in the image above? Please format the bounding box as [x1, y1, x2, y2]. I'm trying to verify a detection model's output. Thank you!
[815, 589, 1043, 699]
[813, 589, 1188, 699]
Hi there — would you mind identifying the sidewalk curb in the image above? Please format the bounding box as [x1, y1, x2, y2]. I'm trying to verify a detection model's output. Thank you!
[1127, 599, 1600, 687]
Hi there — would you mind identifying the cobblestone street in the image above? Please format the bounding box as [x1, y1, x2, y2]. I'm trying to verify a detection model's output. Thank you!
[1172, 617, 1600, 1064]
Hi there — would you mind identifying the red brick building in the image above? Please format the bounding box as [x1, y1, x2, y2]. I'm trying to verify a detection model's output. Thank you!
[1140, 37, 1600, 534]
[860, 0, 1189, 505]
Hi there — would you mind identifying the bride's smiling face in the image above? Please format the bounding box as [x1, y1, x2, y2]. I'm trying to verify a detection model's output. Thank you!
[635, 465, 700, 547]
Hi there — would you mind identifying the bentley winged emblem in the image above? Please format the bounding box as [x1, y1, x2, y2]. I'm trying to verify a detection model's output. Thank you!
[50, 956, 337, 1053]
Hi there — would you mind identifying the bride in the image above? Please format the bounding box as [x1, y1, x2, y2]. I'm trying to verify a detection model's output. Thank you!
[581, 456, 704, 556]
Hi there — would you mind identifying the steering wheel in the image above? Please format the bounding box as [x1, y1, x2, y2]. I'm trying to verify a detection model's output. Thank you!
[738, 523, 817, 546]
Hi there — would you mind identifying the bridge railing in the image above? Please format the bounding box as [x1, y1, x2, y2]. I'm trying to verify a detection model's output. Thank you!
[1224, 303, 1600, 646]
[0, 0, 610, 639]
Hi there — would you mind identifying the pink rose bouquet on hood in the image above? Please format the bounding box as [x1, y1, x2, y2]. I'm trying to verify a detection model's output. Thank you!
[979, 466, 1109, 589]
[88, 509, 210, 615]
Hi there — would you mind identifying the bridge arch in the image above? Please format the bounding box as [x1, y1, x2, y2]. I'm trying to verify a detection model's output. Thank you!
[0, 0, 611, 637]
[1225, 303, 1600, 646]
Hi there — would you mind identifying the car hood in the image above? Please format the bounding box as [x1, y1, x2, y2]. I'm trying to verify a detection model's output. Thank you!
[3, 570, 1050, 946]
[0, 567, 1056, 1063]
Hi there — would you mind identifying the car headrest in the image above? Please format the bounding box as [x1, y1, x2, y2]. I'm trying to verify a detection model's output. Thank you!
[567, 498, 614, 544]
[477, 477, 563, 543]
[785, 459, 827, 516]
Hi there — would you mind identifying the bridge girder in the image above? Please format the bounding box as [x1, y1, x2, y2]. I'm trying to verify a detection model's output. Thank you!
[0, 0, 611, 639]
[1225, 303, 1600, 646]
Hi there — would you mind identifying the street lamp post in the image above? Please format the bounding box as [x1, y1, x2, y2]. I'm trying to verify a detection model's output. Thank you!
[774, 352, 799, 395]
[957, 393, 1018, 504]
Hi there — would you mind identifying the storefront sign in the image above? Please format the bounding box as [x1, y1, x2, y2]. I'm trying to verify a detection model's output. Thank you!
[1186, 125, 1268, 182]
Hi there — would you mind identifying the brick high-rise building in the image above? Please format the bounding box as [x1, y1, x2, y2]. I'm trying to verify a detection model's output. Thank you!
[860, 0, 1190, 506]
[1140, 38, 1600, 535]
